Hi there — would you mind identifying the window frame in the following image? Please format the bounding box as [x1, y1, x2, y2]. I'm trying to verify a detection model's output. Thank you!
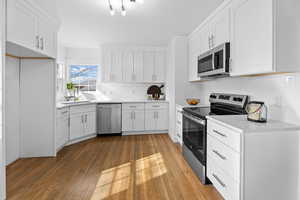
[67, 63, 99, 92]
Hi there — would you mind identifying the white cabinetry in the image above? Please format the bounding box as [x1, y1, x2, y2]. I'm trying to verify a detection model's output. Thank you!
[188, 1, 231, 82]
[230, 0, 300, 76]
[175, 105, 183, 145]
[102, 46, 166, 83]
[56, 108, 69, 151]
[6, 0, 59, 58]
[69, 105, 96, 140]
[145, 103, 168, 131]
[207, 116, 300, 200]
[122, 103, 145, 132]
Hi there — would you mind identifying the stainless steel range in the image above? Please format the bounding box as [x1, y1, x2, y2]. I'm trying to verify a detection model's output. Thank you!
[182, 93, 248, 184]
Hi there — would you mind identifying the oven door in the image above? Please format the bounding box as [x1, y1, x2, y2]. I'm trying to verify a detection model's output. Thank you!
[182, 112, 206, 165]
[198, 51, 213, 77]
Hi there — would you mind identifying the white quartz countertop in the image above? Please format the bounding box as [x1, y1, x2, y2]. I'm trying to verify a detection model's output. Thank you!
[57, 99, 169, 109]
[206, 115, 300, 133]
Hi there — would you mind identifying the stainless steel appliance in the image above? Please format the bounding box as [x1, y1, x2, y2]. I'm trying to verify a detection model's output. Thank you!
[198, 43, 230, 78]
[97, 104, 122, 135]
[182, 93, 248, 184]
[246, 101, 268, 123]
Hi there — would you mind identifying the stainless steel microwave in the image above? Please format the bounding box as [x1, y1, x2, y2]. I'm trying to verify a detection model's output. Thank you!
[198, 42, 230, 78]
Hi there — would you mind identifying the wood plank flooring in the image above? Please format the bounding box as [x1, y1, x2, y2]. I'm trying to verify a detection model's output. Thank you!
[6, 134, 223, 200]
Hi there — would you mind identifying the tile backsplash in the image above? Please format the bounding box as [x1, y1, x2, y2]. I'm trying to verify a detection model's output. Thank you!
[96, 83, 165, 100]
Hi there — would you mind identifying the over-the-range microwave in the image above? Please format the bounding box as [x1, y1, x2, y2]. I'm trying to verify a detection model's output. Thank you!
[198, 42, 230, 78]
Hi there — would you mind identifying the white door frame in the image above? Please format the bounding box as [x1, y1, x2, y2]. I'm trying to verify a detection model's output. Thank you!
[0, 0, 6, 199]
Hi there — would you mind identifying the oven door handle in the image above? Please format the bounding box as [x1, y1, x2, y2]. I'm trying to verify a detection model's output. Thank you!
[183, 113, 206, 125]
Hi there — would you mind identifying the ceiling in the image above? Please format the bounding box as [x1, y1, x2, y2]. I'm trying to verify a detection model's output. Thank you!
[56, 0, 223, 48]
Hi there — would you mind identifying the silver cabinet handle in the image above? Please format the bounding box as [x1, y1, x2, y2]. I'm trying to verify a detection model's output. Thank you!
[213, 130, 227, 137]
[129, 106, 137, 108]
[212, 150, 226, 160]
[36, 35, 40, 49]
[131, 111, 133, 120]
[85, 114, 87, 123]
[40, 37, 44, 50]
[81, 115, 84, 123]
[212, 174, 226, 188]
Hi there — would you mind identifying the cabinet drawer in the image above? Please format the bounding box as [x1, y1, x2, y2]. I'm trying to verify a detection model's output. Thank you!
[70, 104, 96, 114]
[207, 120, 241, 152]
[145, 103, 168, 110]
[122, 103, 145, 110]
[207, 156, 240, 200]
[56, 108, 69, 118]
[207, 135, 240, 182]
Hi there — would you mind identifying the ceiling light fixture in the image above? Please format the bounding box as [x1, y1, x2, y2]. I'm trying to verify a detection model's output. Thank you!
[121, 0, 126, 16]
[108, 0, 143, 16]
[108, 0, 115, 16]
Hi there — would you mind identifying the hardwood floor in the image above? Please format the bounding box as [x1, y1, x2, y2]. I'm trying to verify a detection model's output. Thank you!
[6, 134, 223, 200]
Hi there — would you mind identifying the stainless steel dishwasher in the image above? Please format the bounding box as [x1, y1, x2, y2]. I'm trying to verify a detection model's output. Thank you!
[97, 104, 122, 135]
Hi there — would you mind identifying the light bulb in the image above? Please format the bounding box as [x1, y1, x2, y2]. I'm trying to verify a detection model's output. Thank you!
[121, 6, 126, 16]
[109, 4, 115, 16]
[121, 9, 127, 16]
[110, 9, 115, 16]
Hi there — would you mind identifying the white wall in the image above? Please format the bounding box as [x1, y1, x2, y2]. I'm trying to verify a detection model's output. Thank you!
[166, 36, 204, 142]
[5, 56, 20, 165]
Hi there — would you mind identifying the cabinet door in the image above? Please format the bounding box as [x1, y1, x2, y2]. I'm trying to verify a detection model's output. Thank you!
[156, 110, 168, 130]
[62, 117, 69, 145]
[189, 51, 200, 81]
[143, 51, 155, 82]
[70, 113, 84, 140]
[231, 0, 273, 76]
[154, 51, 166, 82]
[38, 17, 57, 58]
[122, 110, 133, 131]
[211, 4, 231, 47]
[56, 117, 63, 149]
[132, 110, 145, 131]
[199, 23, 212, 54]
[145, 110, 156, 130]
[84, 112, 96, 136]
[133, 51, 144, 82]
[7, 0, 38, 50]
[123, 50, 134, 82]
[110, 50, 123, 82]
[102, 50, 111, 82]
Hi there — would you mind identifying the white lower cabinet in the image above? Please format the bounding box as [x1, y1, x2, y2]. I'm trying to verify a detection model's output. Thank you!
[207, 117, 300, 200]
[69, 105, 96, 141]
[122, 102, 169, 134]
[145, 105, 168, 131]
[122, 103, 145, 132]
[56, 108, 69, 150]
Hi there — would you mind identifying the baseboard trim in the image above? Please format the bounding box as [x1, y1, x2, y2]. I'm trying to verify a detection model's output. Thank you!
[122, 130, 168, 136]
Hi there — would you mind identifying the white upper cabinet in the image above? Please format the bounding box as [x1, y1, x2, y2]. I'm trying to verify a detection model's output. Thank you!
[230, 0, 273, 76]
[7, 0, 38, 51]
[143, 51, 155, 82]
[211, 4, 231, 47]
[6, 0, 59, 58]
[102, 46, 166, 83]
[123, 50, 135, 82]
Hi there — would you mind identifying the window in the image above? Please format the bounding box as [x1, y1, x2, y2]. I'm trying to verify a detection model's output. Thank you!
[69, 65, 98, 91]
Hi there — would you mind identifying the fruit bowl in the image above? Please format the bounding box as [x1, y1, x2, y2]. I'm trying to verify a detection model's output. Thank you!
[186, 98, 200, 106]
